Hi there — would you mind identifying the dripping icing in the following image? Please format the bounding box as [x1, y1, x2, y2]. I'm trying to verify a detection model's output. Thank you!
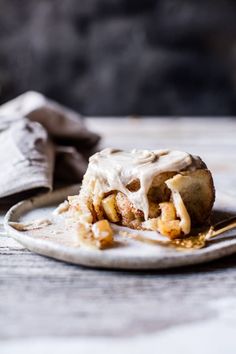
[85, 148, 205, 220]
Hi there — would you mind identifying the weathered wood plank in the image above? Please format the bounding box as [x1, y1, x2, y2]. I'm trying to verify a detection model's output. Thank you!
[1, 240, 236, 339]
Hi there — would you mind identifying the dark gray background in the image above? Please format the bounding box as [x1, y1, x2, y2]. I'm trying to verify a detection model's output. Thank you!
[0, 0, 236, 115]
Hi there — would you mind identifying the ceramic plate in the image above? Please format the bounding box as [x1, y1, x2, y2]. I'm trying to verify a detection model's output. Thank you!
[4, 184, 236, 269]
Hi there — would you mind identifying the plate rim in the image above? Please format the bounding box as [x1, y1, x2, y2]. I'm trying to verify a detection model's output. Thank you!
[4, 186, 236, 270]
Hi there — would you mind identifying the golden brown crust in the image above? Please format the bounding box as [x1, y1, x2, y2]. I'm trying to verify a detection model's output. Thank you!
[175, 169, 215, 225]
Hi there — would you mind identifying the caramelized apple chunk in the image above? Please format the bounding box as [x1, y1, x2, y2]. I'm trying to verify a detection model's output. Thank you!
[77, 219, 114, 249]
[159, 202, 176, 222]
[157, 219, 181, 239]
[91, 220, 114, 248]
[102, 194, 120, 222]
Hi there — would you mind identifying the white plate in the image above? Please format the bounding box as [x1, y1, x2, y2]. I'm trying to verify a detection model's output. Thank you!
[4, 185, 236, 269]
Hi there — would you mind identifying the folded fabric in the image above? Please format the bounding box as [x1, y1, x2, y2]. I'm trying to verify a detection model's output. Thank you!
[0, 91, 99, 148]
[0, 91, 100, 202]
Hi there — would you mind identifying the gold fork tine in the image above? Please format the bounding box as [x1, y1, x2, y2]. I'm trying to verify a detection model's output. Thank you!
[205, 216, 236, 240]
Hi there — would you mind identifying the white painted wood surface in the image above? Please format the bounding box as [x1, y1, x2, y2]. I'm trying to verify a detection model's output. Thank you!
[1, 117, 236, 354]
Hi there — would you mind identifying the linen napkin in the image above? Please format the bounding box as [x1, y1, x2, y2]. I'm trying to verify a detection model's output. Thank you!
[0, 91, 100, 203]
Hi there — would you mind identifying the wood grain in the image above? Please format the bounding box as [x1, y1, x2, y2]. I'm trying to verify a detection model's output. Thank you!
[1, 117, 236, 341]
[2, 238, 236, 340]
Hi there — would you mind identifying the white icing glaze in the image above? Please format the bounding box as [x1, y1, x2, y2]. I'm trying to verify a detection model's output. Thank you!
[83, 148, 205, 221]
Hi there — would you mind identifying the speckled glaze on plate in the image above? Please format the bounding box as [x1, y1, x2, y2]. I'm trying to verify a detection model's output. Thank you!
[4, 184, 236, 269]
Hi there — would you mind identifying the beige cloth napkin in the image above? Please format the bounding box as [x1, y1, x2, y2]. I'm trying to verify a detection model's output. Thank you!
[0, 91, 100, 203]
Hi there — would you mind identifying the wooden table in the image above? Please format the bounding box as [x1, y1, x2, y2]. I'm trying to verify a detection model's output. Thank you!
[1, 118, 236, 354]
